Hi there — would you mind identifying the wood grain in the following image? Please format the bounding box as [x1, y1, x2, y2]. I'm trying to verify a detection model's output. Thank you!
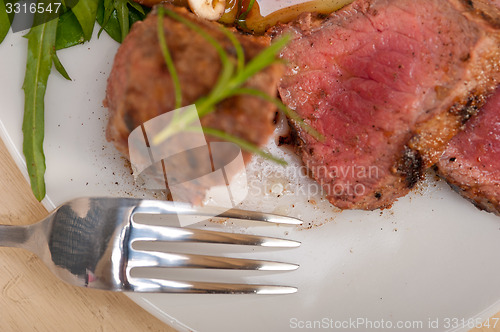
[0, 139, 175, 332]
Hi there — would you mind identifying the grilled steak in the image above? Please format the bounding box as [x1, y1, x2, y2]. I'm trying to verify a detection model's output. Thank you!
[273, 0, 500, 210]
[436, 87, 500, 215]
[104, 6, 282, 203]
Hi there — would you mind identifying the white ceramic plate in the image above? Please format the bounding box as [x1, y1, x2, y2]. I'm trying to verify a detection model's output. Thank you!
[2, 20, 500, 332]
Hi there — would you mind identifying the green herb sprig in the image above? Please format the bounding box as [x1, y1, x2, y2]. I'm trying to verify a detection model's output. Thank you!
[22, 18, 59, 201]
[157, 7, 182, 110]
[0, 1, 318, 200]
[6, 0, 149, 201]
[153, 7, 322, 165]
[98, 0, 148, 42]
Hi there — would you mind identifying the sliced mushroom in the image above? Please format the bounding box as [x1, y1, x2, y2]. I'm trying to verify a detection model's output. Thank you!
[188, 0, 226, 21]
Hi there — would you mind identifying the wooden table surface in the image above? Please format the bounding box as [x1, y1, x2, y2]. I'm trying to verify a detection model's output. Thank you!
[0, 139, 175, 332]
[0, 136, 499, 332]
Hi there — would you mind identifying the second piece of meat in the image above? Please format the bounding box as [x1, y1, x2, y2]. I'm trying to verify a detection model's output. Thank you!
[436, 87, 500, 216]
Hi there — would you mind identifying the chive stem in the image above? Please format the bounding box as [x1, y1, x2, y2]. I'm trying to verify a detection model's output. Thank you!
[197, 127, 287, 165]
[153, 8, 304, 166]
[157, 7, 182, 110]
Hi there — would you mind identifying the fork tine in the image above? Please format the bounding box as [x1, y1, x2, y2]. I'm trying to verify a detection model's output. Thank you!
[128, 250, 299, 271]
[131, 223, 301, 248]
[207, 207, 303, 225]
[132, 200, 302, 225]
[128, 278, 298, 294]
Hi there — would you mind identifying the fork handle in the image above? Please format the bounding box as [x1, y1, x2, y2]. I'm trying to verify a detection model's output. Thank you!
[0, 224, 31, 249]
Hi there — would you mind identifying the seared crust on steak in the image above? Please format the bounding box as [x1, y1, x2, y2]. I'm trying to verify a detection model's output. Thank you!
[273, 0, 500, 210]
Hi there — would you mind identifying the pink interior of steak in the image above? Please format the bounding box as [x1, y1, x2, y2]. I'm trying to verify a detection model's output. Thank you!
[276, 0, 500, 210]
[437, 87, 500, 215]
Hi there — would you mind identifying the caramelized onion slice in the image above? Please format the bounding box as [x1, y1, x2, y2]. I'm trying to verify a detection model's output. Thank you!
[242, 0, 355, 34]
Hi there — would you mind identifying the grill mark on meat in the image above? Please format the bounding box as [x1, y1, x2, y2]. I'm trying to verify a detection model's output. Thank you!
[455, 94, 483, 124]
[396, 147, 424, 189]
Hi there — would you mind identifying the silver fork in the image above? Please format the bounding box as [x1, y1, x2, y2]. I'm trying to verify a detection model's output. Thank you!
[0, 197, 302, 294]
